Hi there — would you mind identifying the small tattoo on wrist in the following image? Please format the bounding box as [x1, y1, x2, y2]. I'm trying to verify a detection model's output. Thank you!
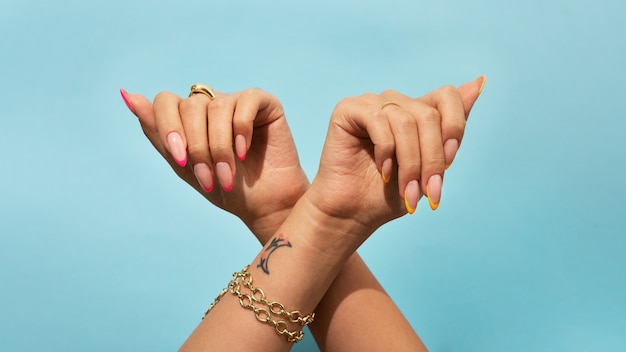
[257, 233, 292, 275]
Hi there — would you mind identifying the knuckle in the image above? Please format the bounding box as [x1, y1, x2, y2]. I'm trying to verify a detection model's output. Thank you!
[446, 120, 466, 138]
[439, 85, 458, 97]
[208, 96, 233, 111]
[400, 160, 422, 175]
[209, 142, 233, 157]
[376, 140, 396, 153]
[240, 88, 261, 99]
[187, 142, 208, 158]
[420, 107, 441, 124]
[154, 91, 175, 103]
[426, 155, 446, 170]
[181, 96, 205, 111]
[359, 92, 378, 100]
[380, 89, 397, 97]
[394, 112, 416, 127]
[335, 96, 358, 112]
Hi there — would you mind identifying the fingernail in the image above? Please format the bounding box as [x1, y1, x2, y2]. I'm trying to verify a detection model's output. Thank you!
[444, 139, 459, 170]
[215, 162, 233, 192]
[166, 132, 187, 167]
[477, 75, 487, 96]
[235, 135, 247, 161]
[426, 174, 442, 210]
[381, 158, 392, 183]
[119, 88, 137, 116]
[403, 180, 419, 214]
[193, 163, 213, 192]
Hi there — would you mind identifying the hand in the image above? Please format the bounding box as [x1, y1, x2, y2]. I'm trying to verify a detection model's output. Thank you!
[120, 88, 309, 243]
[306, 76, 486, 237]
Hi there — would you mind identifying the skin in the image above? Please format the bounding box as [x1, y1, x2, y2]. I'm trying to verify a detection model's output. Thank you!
[121, 76, 485, 351]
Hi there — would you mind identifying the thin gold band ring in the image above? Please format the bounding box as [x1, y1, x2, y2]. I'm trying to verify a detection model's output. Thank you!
[379, 101, 401, 110]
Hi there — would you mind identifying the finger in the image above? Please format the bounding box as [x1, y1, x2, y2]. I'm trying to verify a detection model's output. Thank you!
[378, 99, 422, 213]
[121, 89, 200, 188]
[179, 94, 215, 192]
[120, 89, 162, 151]
[417, 75, 486, 170]
[407, 101, 445, 210]
[333, 95, 396, 182]
[417, 85, 465, 170]
[457, 75, 487, 118]
[153, 92, 187, 167]
[231, 89, 262, 161]
[207, 94, 238, 192]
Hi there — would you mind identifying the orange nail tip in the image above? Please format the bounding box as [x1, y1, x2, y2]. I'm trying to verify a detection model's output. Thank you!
[445, 163, 451, 170]
[425, 187, 439, 211]
[404, 193, 416, 215]
[381, 171, 390, 184]
[428, 197, 439, 211]
[478, 75, 487, 96]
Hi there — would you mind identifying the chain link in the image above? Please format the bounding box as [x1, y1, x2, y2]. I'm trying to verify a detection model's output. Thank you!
[203, 265, 315, 343]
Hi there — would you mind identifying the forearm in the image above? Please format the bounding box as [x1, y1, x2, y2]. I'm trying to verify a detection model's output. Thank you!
[182, 194, 365, 351]
[310, 253, 427, 352]
[244, 185, 426, 351]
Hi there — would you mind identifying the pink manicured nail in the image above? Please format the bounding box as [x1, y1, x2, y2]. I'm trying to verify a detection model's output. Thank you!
[119, 88, 137, 116]
[403, 180, 419, 214]
[193, 163, 213, 192]
[235, 135, 247, 161]
[444, 139, 459, 169]
[426, 174, 442, 210]
[381, 158, 392, 183]
[166, 132, 187, 167]
[215, 162, 233, 192]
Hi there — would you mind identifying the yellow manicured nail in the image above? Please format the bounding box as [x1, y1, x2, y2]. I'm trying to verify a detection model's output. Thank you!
[381, 158, 392, 183]
[426, 174, 442, 211]
[403, 180, 419, 214]
[478, 75, 487, 96]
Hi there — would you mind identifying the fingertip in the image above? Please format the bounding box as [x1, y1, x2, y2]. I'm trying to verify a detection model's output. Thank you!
[120, 88, 137, 116]
[235, 134, 247, 161]
[477, 75, 487, 97]
[381, 158, 393, 183]
[458, 75, 487, 116]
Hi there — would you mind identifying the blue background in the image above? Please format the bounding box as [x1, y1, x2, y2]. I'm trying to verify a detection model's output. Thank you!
[1, 0, 625, 351]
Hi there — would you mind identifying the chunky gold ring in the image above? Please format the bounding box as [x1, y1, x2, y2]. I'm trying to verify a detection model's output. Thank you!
[379, 101, 401, 110]
[189, 83, 216, 100]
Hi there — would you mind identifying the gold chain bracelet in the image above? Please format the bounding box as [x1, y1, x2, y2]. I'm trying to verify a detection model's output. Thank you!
[203, 265, 315, 343]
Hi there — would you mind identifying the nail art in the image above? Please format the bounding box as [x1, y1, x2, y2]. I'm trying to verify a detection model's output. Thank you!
[166, 132, 187, 167]
[381, 158, 392, 183]
[216, 162, 233, 192]
[235, 135, 247, 161]
[478, 75, 487, 96]
[193, 163, 213, 192]
[426, 174, 442, 211]
[403, 180, 419, 214]
[444, 139, 459, 170]
[119, 88, 137, 116]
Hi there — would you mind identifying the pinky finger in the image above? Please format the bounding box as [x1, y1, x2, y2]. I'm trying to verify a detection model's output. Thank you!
[231, 90, 260, 161]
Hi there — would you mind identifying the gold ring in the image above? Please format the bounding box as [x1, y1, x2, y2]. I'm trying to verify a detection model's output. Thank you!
[379, 101, 401, 110]
[189, 83, 216, 100]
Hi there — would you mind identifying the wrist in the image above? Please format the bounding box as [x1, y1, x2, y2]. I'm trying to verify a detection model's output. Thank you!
[294, 189, 375, 258]
[244, 181, 311, 245]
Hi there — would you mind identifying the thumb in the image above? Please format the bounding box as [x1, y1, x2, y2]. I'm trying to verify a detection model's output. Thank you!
[457, 75, 487, 119]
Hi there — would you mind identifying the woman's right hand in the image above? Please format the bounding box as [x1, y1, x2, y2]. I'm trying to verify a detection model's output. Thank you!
[120, 88, 309, 243]
[305, 76, 486, 244]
